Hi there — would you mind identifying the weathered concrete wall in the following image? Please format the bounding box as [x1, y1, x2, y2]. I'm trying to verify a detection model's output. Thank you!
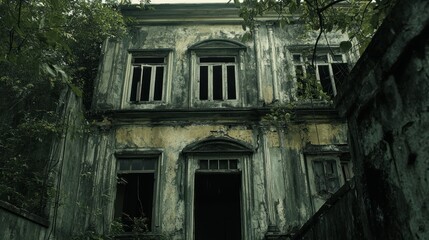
[92, 5, 353, 111]
[0, 201, 48, 240]
[45, 89, 117, 239]
[336, 0, 429, 239]
[32, 88, 348, 240]
[112, 118, 347, 239]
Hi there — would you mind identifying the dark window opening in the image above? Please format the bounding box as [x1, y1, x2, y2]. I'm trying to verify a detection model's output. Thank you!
[209, 160, 219, 169]
[199, 66, 209, 100]
[213, 65, 223, 100]
[200, 160, 209, 170]
[294, 52, 348, 99]
[219, 160, 228, 170]
[130, 67, 142, 101]
[318, 65, 333, 97]
[195, 173, 242, 240]
[295, 65, 305, 97]
[129, 57, 166, 102]
[115, 158, 157, 233]
[198, 56, 237, 101]
[332, 54, 343, 62]
[341, 162, 352, 182]
[227, 66, 236, 99]
[332, 63, 349, 89]
[316, 54, 328, 63]
[199, 159, 238, 170]
[140, 67, 152, 101]
[154, 67, 164, 101]
[115, 173, 154, 232]
[293, 54, 302, 63]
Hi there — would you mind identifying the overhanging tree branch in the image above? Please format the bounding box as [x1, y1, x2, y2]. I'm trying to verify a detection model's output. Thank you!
[319, 0, 346, 12]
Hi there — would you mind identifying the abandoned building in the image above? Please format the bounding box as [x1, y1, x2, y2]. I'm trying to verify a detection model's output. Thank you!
[77, 3, 353, 239]
[2, 3, 355, 240]
[1, 0, 428, 239]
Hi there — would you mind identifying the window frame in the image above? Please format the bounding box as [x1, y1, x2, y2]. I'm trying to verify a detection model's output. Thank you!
[305, 155, 344, 199]
[188, 39, 246, 108]
[197, 55, 239, 101]
[197, 158, 241, 173]
[182, 137, 254, 240]
[185, 153, 250, 240]
[122, 49, 173, 109]
[312, 158, 340, 195]
[130, 57, 166, 102]
[291, 51, 349, 98]
[114, 152, 163, 233]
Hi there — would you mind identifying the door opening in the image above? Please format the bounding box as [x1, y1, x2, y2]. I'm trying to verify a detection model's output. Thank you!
[194, 173, 241, 240]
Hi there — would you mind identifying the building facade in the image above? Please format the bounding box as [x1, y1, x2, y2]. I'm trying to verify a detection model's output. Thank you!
[75, 3, 353, 240]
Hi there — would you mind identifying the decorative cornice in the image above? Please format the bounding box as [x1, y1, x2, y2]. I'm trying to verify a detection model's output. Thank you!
[89, 106, 344, 124]
[120, 3, 295, 25]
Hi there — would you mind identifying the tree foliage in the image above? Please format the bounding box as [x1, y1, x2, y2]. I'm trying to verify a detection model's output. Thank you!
[237, 0, 397, 54]
[0, 0, 130, 215]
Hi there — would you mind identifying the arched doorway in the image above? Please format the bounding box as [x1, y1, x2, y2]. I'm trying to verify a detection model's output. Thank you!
[182, 137, 254, 240]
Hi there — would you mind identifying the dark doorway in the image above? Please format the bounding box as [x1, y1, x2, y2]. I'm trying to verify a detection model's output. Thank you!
[194, 173, 242, 240]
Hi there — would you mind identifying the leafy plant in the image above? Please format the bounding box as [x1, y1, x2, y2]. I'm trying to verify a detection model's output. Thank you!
[237, 0, 398, 54]
[0, 0, 130, 216]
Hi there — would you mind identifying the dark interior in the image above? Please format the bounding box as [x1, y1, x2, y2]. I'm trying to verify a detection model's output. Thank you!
[194, 173, 242, 240]
[116, 173, 154, 232]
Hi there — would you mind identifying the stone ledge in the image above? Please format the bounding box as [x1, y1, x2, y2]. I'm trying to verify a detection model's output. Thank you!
[0, 200, 49, 228]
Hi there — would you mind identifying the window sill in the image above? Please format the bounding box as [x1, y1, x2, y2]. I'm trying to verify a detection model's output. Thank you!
[192, 100, 241, 108]
[122, 101, 168, 110]
[114, 232, 163, 240]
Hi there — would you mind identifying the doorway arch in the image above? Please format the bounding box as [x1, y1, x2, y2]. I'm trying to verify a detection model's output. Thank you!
[182, 136, 254, 240]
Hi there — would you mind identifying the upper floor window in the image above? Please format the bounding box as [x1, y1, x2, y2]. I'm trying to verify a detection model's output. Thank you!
[198, 56, 237, 101]
[130, 57, 166, 102]
[189, 39, 246, 107]
[292, 51, 349, 98]
[122, 50, 173, 108]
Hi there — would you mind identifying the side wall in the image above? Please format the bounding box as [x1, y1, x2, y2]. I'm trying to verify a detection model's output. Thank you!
[336, 0, 429, 239]
[46, 89, 117, 239]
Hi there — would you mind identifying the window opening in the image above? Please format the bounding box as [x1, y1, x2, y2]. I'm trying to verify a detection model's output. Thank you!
[318, 65, 333, 96]
[312, 159, 340, 195]
[341, 161, 352, 182]
[293, 52, 349, 98]
[332, 63, 348, 89]
[115, 157, 158, 232]
[213, 65, 223, 100]
[130, 57, 166, 102]
[199, 159, 239, 170]
[198, 56, 237, 101]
